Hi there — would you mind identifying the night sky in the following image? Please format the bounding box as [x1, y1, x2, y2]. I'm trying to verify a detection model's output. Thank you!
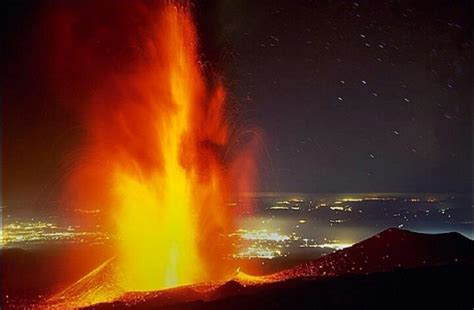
[2, 0, 472, 212]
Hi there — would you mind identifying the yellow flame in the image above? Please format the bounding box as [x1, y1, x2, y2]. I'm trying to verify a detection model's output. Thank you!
[110, 7, 208, 291]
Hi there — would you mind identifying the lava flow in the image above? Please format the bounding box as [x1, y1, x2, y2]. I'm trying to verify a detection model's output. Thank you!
[51, 2, 249, 307]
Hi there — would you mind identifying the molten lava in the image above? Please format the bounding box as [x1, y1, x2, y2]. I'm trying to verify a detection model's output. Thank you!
[111, 5, 230, 291]
[59, 3, 240, 305]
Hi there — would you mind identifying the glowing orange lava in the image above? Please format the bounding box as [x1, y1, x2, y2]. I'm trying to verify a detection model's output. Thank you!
[59, 3, 239, 305]
[111, 5, 231, 292]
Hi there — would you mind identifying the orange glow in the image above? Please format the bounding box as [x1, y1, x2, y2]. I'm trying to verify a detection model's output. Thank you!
[111, 6, 229, 291]
[58, 3, 240, 305]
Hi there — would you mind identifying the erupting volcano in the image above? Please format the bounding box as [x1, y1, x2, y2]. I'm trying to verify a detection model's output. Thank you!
[51, 2, 248, 307]
[3, 1, 473, 309]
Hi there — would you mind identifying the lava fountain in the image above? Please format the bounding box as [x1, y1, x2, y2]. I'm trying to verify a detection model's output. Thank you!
[55, 2, 247, 306]
[109, 5, 231, 291]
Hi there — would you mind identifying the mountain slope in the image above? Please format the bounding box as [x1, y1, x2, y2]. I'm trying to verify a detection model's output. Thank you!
[74, 228, 473, 309]
[268, 228, 473, 281]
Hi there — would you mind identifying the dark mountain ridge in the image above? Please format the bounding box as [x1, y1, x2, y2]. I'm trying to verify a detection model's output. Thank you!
[80, 228, 473, 309]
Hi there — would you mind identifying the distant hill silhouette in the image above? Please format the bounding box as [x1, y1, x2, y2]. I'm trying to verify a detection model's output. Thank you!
[268, 228, 473, 281]
[0, 243, 112, 307]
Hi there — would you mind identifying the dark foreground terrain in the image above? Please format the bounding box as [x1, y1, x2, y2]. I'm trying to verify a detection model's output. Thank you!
[117, 263, 472, 310]
[84, 229, 474, 310]
[2, 228, 473, 309]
